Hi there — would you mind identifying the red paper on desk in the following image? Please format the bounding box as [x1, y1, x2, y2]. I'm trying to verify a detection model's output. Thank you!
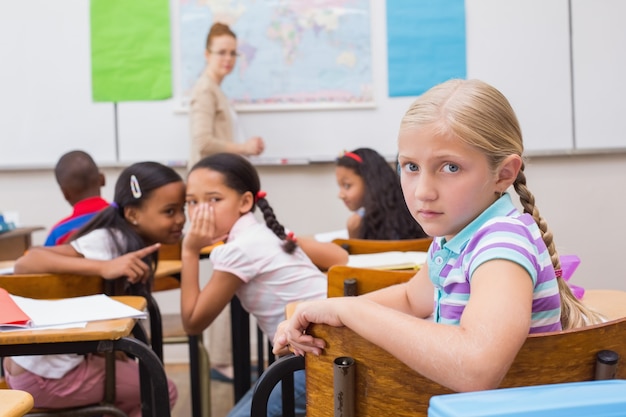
[0, 288, 31, 328]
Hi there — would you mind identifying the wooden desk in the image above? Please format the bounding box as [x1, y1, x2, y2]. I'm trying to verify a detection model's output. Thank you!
[153, 260, 182, 292]
[1, 261, 182, 363]
[0, 296, 170, 417]
[0, 390, 34, 417]
[582, 289, 626, 321]
[0, 227, 44, 261]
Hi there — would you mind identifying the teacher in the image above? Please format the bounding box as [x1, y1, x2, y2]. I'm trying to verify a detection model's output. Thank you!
[188, 22, 265, 168]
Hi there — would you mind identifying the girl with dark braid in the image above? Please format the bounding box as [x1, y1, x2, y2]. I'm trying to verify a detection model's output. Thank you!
[180, 152, 347, 417]
[274, 79, 603, 394]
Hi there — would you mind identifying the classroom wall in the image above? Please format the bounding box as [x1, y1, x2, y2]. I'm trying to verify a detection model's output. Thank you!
[1, 153, 626, 299]
[2, 0, 626, 311]
[4, 0, 626, 168]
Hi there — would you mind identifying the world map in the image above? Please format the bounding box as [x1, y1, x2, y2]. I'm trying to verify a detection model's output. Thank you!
[179, 0, 373, 110]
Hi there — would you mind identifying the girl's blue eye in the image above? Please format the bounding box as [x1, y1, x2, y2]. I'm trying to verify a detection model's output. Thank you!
[443, 163, 459, 173]
[404, 162, 418, 172]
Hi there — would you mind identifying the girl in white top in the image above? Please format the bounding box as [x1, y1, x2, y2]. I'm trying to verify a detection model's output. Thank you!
[181, 152, 347, 417]
[9, 161, 184, 416]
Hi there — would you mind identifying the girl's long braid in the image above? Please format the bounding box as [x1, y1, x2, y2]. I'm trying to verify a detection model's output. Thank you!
[513, 165, 603, 329]
[256, 197, 297, 254]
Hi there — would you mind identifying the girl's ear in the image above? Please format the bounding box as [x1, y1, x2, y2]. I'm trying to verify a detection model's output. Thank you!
[239, 191, 254, 214]
[124, 206, 139, 225]
[496, 154, 523, 191]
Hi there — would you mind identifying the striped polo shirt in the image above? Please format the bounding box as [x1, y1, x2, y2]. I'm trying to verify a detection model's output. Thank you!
[427, 193, 562, 334]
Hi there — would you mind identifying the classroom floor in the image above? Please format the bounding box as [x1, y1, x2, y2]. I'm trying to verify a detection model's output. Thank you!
[166, 362, 234, 417]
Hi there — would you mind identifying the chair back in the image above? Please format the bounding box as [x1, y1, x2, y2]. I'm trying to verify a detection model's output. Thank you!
[305, 317, 626, 417]
[331, 237, 432, 254]
[158, 240, 182, 261]
[0, 273, 105, 299]
[327, 265, 414, 297]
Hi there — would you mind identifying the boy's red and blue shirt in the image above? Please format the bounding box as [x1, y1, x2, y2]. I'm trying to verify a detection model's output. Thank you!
[44, 197, 109, 246]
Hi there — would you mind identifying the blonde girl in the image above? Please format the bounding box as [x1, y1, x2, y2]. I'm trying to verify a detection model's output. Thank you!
[274, 79, 601, 393]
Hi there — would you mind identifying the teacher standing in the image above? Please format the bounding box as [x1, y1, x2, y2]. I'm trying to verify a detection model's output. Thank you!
[189, 22, 265, 168]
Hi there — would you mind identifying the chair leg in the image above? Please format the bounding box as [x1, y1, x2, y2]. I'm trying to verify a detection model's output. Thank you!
[231, 297, 251, 403]
[198, 335, 212, 417]
[250, 354, 305, 417]
[147, 294, 164, 362]
[188, 334, 212, 417]
[189, 335, 201, 417]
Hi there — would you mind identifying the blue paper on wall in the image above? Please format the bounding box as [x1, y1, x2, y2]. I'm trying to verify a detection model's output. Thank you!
[386, 0, 466, 97]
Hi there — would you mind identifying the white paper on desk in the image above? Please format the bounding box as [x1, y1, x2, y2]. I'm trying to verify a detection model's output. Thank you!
[314, 229, 348, 242]
[347, 251, 428, 270]
[1, 322, 89, 332]
[9, 294, 147, 329]
[0, 266, 14, 275]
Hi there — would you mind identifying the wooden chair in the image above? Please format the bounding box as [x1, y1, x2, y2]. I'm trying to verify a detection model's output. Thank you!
[331, 237, 432, 254]
[250, 266, 415, 416]
[0, 273, 106, 299]
[0, 284, 149, 417]
[326, 265, 415, 297]
[0, 296, 170, 417]
[305, 316, 626, 417]
[252, 264, 626, 417]
[156, 242, 211, 417]
[315, 270, 626, 417]
[0, 388, 34, 417]
[0, 272, 164, 361]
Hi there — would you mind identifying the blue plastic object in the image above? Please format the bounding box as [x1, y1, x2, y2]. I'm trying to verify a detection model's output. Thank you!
[428, 380, 626, 417]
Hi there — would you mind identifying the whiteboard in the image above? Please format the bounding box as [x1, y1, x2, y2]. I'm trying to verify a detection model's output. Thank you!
[117, 0, 413, 163]
[0, 0, 116, 169]
[466, 0, 573, 154]
[571, 0, 626, 150]
[117, 0, 575, 164]
[5, 0, 626, 169]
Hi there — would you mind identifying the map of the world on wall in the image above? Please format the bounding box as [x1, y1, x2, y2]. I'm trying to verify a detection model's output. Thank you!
[179, 0, 374, 110]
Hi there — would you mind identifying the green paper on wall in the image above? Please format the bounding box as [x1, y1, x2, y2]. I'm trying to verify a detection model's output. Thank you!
[91, 0, 172, 102]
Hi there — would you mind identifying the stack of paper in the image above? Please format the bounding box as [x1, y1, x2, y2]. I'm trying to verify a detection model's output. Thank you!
[0, 288, 147, 331]
[347, 251, 428, 270]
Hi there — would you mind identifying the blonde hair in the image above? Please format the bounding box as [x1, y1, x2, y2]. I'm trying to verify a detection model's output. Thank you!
[205, 22, 236, 50]
[400, 79, 601, 329]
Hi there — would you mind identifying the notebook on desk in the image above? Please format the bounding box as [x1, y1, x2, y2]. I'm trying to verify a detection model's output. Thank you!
[0, 288, 147, 331]
[347, 251, 428, 270]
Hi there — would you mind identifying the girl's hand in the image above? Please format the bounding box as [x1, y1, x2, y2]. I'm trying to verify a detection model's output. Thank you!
[272, 299, 348, 357]
[184, 203, 228, 253]
[100, 243, 160, 284]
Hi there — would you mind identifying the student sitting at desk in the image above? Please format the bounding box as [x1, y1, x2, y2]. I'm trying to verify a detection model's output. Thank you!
[181, 153, 347, 417]
[7, 161, 181, 416]
[275, 79, 604, 394]
[44, 150, 109, 246]
[336, 147, 427, 240]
